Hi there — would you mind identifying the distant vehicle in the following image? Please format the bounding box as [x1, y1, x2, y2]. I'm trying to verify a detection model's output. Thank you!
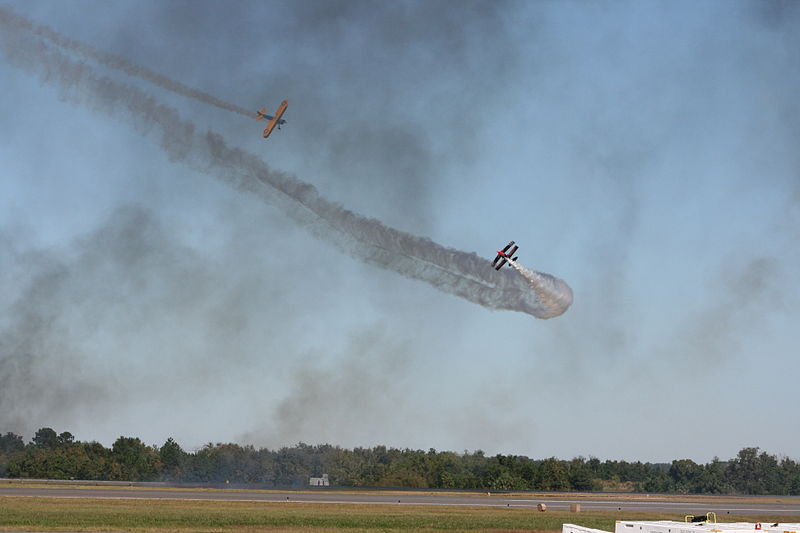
[492, 241, 519, 270]
[256, 99, 288, 138]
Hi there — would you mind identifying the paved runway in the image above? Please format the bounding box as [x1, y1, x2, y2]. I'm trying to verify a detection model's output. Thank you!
[2, 486, 800, 516]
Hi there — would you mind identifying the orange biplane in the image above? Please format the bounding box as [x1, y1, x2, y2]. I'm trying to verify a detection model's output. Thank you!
[256, 100, 288, 138]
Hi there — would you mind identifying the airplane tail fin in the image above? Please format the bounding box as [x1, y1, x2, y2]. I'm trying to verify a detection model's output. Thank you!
[256, 107, 267, 120]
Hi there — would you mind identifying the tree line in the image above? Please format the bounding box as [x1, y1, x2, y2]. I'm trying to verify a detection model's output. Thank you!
[1, 428, 799, 494]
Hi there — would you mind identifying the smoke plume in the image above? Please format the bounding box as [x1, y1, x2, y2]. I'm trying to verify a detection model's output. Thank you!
[0, 6, 254, 118]
[507, 260, 573, 319]
[0, 6, 572, 319]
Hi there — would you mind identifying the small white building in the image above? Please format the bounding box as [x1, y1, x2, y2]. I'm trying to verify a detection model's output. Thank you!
[309, 473, 329, 486]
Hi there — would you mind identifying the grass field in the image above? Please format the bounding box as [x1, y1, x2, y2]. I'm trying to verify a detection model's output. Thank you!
[0, 496, 791, 533]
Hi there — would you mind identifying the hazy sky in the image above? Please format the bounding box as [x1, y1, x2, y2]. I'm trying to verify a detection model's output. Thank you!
[1, 0, 798, 463]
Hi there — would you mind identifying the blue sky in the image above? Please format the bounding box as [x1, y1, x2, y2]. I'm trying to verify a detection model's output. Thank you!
[0, 0, 798, 462]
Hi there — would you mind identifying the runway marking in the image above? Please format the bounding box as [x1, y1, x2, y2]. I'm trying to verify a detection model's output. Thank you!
[0, 494, 551, 507]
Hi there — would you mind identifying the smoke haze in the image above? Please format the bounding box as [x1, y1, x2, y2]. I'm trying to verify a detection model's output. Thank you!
[0, 6, 572, 320]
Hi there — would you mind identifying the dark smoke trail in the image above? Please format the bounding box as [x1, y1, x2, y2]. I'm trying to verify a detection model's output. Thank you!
[0, 9, 572, 319]
[0, 6, 254, 118]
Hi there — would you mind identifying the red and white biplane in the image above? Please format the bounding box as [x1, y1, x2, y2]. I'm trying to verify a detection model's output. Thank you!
[491, 241, 519, 270]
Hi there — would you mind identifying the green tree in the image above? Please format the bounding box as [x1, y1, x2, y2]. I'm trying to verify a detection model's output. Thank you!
[111, 436, 161, 481]
[697, 457, 730, 494]
[536, 457, 570, 491]
[725, 447, 782, 494]
[669, 459, 703, 493]
[641, 470, 673, 493]
[785, 461, 800, 495]
[159, 437, 187, 480]
[568, 458, 601, 491]
[0, 432, 24, 453]
[58, 432, 75, 446]
[32, 427, 59, 448]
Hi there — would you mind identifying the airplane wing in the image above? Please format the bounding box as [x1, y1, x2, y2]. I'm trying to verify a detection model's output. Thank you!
[262, 121, 279, 138]
[272, 100, 288, 125]
[507, 244, 519, 257]
[493, 257, 508, 270]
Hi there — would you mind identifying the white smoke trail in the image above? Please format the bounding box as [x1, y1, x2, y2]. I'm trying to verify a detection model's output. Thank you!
[506, 259, 574, 319]
[0, 8, 573, 319]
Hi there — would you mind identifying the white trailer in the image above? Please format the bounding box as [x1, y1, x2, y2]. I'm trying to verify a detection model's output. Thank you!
[564, 521, 800, 533]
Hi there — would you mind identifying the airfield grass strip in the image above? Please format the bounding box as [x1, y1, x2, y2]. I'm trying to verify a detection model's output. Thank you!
[0, 497, 614, 532]
[0, 497, 785, 533]
[0, 497, 780, 533]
